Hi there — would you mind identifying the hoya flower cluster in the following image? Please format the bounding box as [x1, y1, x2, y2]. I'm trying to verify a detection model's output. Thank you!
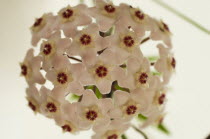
[20, 0, 176, 138]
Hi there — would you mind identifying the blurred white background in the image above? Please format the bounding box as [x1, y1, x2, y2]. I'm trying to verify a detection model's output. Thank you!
[0, 0, 210, 139]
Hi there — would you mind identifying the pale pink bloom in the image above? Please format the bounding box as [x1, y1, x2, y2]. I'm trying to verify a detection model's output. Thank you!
[116, 56, 152, 90]
[151, 76, 168, 106]
[20, 49, 45, 85]
[40, 31, 71, 71]
[92, 119, 130, 139]
[110, 88, 156, 120]
[55, 102, 80, 134]
[45, 55, 85, 96]
[105, 26, 143, 62]
[150, 19, 172, 48]
[109, 90, 142, 121]
[66, 23, 109, 64]
[116, 4, 152, 37]
[140, 105, 165, 128]
[154, 44, 176, 84]
[131, 88, 157, 117]
[26, 85, 42, 114]
[88, 0, 119, 31]
[79, 49, 125, 94]
[31, 13, 57, 46]
[76, 90, 112, 130]
[55, 4, 92, 37]
[39, 86, 65, 119]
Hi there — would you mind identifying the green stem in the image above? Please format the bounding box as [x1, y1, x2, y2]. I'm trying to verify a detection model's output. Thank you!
[80, 0, 85, 3]
[121, 134, 128, 139]
[152, 0, 210, 35]
[132, 125, 149, 139]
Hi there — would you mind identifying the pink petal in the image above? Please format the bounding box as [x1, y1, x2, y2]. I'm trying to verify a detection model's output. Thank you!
[111, 67, 126, 85]
[51, 55, 69, 70]
[127, 56, 143, 74]
[93, 118, 111, 132]
[113, 90, 130, 106]
[62, 23, 78, 37]
[45, 70, 56, 83]
[109, 108, 123, 118]
[51, 87, 67, 102]
[81, 90, 98, 106]
[81, 49, 97, 66]
[68, 80, 84, 96]
[96, 79, 112, 94]
[70, 63, 86, 79]
[66, 41, 81, 56]
[99, 49, 118, 65]
[24, 48, 34, 62]
[98, 98, 113, 114]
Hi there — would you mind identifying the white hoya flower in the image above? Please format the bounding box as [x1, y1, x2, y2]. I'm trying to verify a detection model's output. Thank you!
[20, 0, 176, 138]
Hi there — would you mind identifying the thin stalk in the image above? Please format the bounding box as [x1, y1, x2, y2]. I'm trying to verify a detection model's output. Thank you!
[141, 37, 150, 44]
[66, 55, 82, 62]
[132, 125, 149, 139]
[152, 0, 210, 35]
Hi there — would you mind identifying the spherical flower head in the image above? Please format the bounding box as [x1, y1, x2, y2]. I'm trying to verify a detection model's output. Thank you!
[20, 0, 176, 138]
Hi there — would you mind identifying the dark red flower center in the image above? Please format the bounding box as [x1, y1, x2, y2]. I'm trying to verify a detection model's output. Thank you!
[43, 43, 52, 55]
[62, 9, 74, 18]
[171, 57, 176, 69]
[95, 66, 108, 78]
[62, 125, 72, 132]
[21, 64, 28, 76]
[80, 34, 92, 45]
[135, 11, 145, 20]
[139, 72, 148, 84]
[28, 101, 36, 112]
[46, 102, 57, 113]
[126, 105, 137, 115]
[86, 110, 98, 121]
[104, 5, 115, 13]
[57, 72, 68, 84]
[158, 94, 166, 105]
[123, 36, 135, 47]
[33, 18, 43, 27]
[107, 134, 118, 139]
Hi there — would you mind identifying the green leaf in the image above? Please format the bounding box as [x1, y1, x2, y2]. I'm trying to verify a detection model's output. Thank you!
[121, 134, 128, 139]
[137, 114, 170, 135]
[84, 85, 103, 99]
[66, 94, 80, 103]
[114, 81, 130, 93]
[147, 56, 159, 62]
[84, 85, 94, 90]
[100, 26, 115, 37]
[152, 71, 162, 76]
[137, 114, 148, 121]
[157, 123, 170, 135]
[71, 94, 80, 100]
[94, 86, 103, 99]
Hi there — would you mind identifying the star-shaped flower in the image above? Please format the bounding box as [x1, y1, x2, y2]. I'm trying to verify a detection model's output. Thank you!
[76, 90, 113, 130]
[20, 49, 45, 85]
[150, 19, 172, 48]
[31, 13, 57, 46]
[55, 4, 92, 37]
[45, 55, 85, 96]
[39, 31, 71, 71]
[154, 44, 176, 84]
